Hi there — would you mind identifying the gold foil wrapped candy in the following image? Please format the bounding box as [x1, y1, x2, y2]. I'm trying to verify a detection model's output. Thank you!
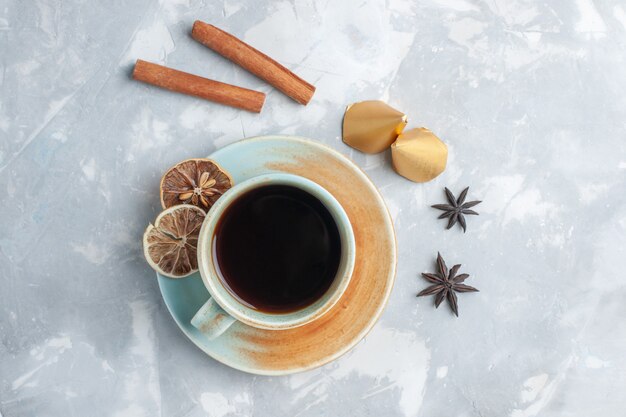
[342, 99, 448, 183]
[391, 128, 448, 183]
[342, 100, 407, 154]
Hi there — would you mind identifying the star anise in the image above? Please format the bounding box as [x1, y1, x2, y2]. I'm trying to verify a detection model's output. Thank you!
[417, 252, 478, 317]
[431, 187, 481, 232]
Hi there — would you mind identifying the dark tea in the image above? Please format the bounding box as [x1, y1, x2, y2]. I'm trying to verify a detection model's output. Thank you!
[213, 185, 341, 313]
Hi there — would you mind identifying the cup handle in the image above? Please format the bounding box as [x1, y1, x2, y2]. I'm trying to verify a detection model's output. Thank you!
[191, 298, 236, 340]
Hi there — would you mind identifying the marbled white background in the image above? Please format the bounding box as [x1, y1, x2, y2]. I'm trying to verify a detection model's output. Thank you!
[1, 0, 625, 416]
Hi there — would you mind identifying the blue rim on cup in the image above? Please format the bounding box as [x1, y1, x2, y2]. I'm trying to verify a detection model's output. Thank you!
[191, 173, 356, 339]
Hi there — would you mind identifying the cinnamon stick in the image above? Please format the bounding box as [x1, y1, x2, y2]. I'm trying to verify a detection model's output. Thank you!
[191, 21, 315, 105]
[132, 59, 265, 113]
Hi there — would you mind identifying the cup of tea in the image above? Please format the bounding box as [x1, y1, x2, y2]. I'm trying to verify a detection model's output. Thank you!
[191, 173, 356, 339]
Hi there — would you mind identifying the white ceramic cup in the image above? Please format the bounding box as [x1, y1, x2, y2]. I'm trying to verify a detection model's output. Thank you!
[191, 173, 356, 339]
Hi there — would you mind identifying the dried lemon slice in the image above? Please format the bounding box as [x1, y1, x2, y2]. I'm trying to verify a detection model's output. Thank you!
[160, 158, 233, 211]
[143, 204, 205, 278]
